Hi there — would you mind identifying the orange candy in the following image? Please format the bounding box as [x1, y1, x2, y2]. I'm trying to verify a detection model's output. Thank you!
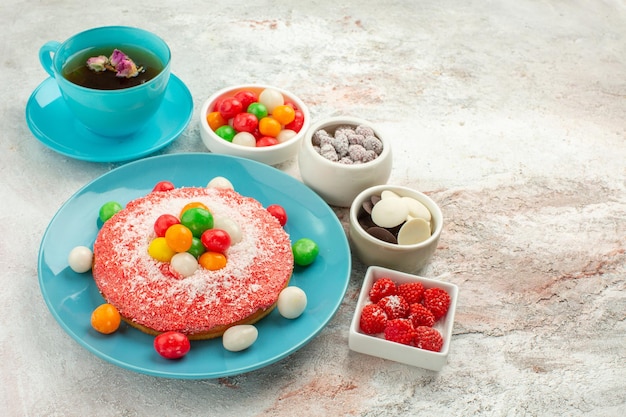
[165, 224, 193, 252]
[199, 251, 227, 270]
[91, 303, 121, 334]
[258, 117, 282, 137]
[179, 201, 209, 218]
[206, 111, 227, 131]
[272, 105, 296, 125]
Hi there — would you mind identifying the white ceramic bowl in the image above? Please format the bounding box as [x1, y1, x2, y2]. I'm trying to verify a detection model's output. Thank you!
[349, 266, 458, 371]
[298, 116, 392, 207]
[200, 84, 311, 166]
[349, 185, 443, 274]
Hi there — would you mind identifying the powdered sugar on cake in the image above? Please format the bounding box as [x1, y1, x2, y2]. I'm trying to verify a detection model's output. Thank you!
[92, 187, 294, 336]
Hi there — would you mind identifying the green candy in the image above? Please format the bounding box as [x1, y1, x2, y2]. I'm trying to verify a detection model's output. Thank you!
[99, 201, 123, 223]
[247, 102, 268, 120]
[180, 207, 214, 238]
[215, 125, 236, 142]
[292, 238, 319, 267]
[187, 237, 206, 259]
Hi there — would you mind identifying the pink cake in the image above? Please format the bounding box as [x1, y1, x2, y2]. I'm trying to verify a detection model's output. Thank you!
[92, 187, 294, 340]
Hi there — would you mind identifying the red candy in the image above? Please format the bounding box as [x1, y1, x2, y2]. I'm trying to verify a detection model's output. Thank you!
[154, 331, 191, 359]
[218, 97, 243, 120]
[234, 90, 258, 111]
[285, 109, 305, 133]
[152, 181, 175, 192]
[201, 228, 231, 253]
[267, 204, 288, 226]
[256, 136, 279, 147]
[154, 214, 180, 237]
[232, 112, 259, 133]
[252, 128, 263, 140]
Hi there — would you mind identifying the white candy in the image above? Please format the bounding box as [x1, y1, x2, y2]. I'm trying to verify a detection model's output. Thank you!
[67, 246, 93, 273]
[212, 216, 242, 245]
[402, 196, 431, 222]
[371, 197, 409, 228]
[232, 132, 256, 147]
[276, 129, 297, 144]
[380, 190, 401, 200]
[258, 88, 284, 113]
[207, 176, 234, 190]
[397, 218, 431, 245]
[170, 252, 198, 277]
[277, 286, 307, 319]
[222, 324, 258, 352]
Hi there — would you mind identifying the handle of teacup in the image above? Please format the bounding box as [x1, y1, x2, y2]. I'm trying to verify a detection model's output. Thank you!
[39, 41, 61, 78]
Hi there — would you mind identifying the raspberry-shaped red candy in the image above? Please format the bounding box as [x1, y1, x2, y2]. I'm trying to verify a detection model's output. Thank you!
[408, 303, 435, 327]
[414, 326, 444, 352]
[377, 295, 409, 320]
[397, 282, 425, 304]
[359, 303, 388, 334]
[369, 277, 397, 303]
[423, 287, 451, 320]
[384, 319, 417, 345]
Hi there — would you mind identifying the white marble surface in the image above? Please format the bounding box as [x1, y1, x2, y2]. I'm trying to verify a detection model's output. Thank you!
[2, 0, 626, 416]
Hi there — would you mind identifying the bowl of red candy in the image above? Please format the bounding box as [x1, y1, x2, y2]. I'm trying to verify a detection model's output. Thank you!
[349, 266, 458, 371]
[200, 84, 310, 166]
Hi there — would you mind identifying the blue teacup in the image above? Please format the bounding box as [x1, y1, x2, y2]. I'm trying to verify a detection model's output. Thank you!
[39, 26, 171, 137]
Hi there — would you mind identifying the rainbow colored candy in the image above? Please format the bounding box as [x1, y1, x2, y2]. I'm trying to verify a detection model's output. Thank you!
[207, 88, 305, 147]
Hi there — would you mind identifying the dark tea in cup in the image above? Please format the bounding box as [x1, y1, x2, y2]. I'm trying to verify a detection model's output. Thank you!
[62, 46, 164, 90]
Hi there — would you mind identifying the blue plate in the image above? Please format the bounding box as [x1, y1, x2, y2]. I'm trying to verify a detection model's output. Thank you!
[25, 75, 193, 163]
[38, 153, 351, 379]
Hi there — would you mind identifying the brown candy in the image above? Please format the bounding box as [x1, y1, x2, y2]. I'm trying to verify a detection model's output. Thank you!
[365, 227, 397, 244]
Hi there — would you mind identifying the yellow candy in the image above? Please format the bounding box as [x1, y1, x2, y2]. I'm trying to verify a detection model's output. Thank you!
[148, 237, 176, 262]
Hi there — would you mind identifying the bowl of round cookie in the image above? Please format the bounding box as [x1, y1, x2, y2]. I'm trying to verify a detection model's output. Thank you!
[200, 84, 311, 166]
[349, 265, 458, 371]
[349, 184, 443, 274]
[298, 116, 393, 207]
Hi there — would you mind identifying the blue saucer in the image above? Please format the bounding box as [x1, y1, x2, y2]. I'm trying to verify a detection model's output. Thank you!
[25, 74, 193, 163]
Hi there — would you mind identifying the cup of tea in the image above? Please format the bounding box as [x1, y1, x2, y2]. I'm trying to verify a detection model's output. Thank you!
[39, 26, 171, 137]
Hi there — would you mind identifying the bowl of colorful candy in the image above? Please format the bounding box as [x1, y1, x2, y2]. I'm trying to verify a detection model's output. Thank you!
[298, 116, 392, 207]
[200, 84, 310, 166]
[349, 265, 458, 371]
[349, 184, 443, 274]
